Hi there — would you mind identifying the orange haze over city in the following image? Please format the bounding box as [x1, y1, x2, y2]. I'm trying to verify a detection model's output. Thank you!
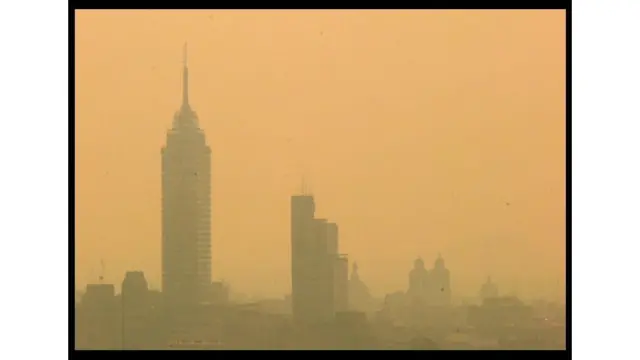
[75, 10, 566, 300]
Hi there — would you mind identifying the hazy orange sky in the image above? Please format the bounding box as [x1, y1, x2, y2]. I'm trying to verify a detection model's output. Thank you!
[75, 10, 565, 300]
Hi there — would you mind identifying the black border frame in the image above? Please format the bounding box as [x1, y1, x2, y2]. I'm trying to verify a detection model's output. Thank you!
[69, 3, 571, 359]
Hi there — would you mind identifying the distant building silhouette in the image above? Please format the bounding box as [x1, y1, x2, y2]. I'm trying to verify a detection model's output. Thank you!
[76, 283, 118, 349]
[326, 222, 338, 255]
[291, 195, 320, 325]
[121, 271, 152, 349]
[468, 296, 535, 338]
[429, 254, 452, 306]
[327, 222, 349, 313]
[311, 217, 336, 322]
[122, 271, 149, 311]
[407, 257, 429, 303]
[161, 45, 212, 309]
[480, 276, 499, 301]
[406, 255, 452, 307]
[348, 262, 372, 313]
[290, 195, 346, 326]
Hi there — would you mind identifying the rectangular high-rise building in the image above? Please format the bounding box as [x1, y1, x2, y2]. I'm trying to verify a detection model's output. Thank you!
[326, 223, 348, 312]
[313, 219, 335, 322]
[161, 47, 212, 309]
[326, 222, 338, 256]
[290, 195, 315, 324]
[290, 196, 336, 325]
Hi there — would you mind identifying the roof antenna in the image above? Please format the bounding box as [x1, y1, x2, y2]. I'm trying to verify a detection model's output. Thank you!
[182, 42, 189, 107]
[301, 170, 313, 195]
[183, 42, 188, 67]
[99, 258, 105, 283]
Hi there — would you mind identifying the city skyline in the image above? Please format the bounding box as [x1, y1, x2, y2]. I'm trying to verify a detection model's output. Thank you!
[75, 10, 566, 299]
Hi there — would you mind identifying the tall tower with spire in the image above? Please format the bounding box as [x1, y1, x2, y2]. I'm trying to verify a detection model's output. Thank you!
[161, 44, 212, 309]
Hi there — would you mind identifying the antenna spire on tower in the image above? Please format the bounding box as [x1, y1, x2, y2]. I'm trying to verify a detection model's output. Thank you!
[183, 42, 188, 67]
[182, 42, 189, 108]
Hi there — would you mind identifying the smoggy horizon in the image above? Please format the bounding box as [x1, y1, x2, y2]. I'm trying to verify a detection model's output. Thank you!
[75, 10, 566, 301]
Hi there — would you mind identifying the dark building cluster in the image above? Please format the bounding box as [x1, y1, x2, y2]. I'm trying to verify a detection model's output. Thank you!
[74, 49, 565, 350]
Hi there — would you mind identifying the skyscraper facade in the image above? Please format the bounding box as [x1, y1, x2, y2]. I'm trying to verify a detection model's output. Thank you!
[327, 222, 349, 313]
[290, 195, 317, 324]
[290, 195, 335, 325]
[290, 195, 349, 326]
[326, 222, 338, 255]
[161, 46, 212, 309]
